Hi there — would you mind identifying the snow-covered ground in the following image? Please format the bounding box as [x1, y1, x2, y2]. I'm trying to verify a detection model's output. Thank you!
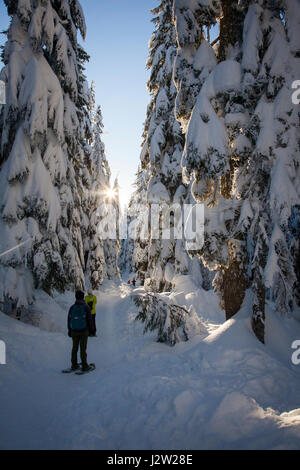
[1, 278, 300, 450]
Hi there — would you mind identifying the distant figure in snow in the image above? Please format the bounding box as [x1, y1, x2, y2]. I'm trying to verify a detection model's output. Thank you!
[128, 280, 131, 285]
[68, 291, 93, 371]
[85, 289, 97, 337]
[132, 279, 136, 287]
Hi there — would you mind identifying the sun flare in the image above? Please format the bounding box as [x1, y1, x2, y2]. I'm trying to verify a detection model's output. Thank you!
[105, 188, 116, 200]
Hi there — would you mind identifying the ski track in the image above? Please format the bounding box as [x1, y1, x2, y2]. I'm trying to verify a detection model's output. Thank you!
[0, 281, 300, 450]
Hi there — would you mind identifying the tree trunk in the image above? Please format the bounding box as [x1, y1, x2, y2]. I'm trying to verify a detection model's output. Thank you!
[218, 0, 244, 62]
[223, 240, 248, 320]
[252, 274, 266, 344]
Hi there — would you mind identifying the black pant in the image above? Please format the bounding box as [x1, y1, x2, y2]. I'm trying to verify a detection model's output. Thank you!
[71, 331, 89, 368]
[91, 314, 96, 336]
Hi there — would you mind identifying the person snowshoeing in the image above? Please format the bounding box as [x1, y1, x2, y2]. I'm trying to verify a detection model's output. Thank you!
[68, 290, 93, 372]
[85, 289, 97, 337]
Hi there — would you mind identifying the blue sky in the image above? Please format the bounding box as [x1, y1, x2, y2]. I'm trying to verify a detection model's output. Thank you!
[0, 0, 159, 204]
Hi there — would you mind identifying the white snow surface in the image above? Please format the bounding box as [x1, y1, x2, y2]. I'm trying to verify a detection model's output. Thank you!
[0, 278, 300, 450]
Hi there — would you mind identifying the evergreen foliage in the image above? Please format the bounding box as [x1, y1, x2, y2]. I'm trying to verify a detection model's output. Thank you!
[134, 292, 204, 346]
[130, 0, 208, 292]
[0, 1, 117, 311]
[173, 0, 300, 343]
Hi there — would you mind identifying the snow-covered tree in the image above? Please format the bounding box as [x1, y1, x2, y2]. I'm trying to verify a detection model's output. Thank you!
[118, 176, 138, 277]
[173, 0, 300, 343]
[173, 0, 221, 127]
[84, 84, 112, 289]
[131, 166, 151, 285]
[0, 0, 111, 312]
[134, 291, 205, 346]
[173, 0, 240, 305]
[233, 0, 300, 341]
[132, 0, 208, 292]
[103, 177, 121, 280]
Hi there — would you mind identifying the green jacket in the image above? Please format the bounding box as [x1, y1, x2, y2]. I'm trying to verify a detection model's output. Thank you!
[85, 295, 97, 315]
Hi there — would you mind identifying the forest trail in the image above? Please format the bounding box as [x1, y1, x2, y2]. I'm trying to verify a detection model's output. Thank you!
[93, 282, 128, 368]
[88, 282, 151, 371]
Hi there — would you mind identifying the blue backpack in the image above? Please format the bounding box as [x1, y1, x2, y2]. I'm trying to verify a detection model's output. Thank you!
[70, 304, 87, 331]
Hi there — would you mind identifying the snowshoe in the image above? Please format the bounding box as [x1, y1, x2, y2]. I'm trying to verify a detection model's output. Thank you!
[62, 364, 81, 374]
[75, 363, 96, 375]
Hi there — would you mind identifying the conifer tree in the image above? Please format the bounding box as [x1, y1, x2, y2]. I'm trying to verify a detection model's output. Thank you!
[102, 176, 121, 281]
[0, 0, 106, 311]
[85, 85, 111, 289]
[173, 0, 300, 343]
[173, 0, 237, 296]
[131, 166, 151, 285]
[173, 0, 221, 125]
[133, 0, 207, 292]
[233, 0, 300, 341]
[118, 170, 141, 277]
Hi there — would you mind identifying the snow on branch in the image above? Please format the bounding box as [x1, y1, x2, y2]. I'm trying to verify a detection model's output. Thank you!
[133, 292, 206, 346]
